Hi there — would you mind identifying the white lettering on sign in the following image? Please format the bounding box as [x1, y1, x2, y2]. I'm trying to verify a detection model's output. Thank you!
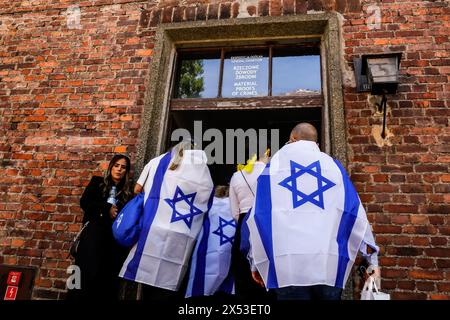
[230, 55, 263, 97]
[66, 265, 81, 289]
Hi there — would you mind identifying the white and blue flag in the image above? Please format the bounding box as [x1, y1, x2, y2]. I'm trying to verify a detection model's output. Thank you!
[186, 196, 236, 297]
[120, 150, 214, 291]
[247, 140, 376, 289]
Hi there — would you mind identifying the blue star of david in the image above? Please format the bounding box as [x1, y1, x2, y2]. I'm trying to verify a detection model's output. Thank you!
[212, 217, 237, 246]
[165, 186, 203, 229]
[279, 160, 336, 210]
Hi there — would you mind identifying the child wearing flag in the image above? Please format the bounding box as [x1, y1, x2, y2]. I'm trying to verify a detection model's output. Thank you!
[119, 141, 215, 300]
[229, 149, 273, 301]
[247, 123, 380, 300]
[185, 185, 236, 299]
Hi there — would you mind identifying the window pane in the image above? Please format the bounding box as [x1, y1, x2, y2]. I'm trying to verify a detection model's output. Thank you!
[222, 50, 269, 98]
[272, 48, 321, 96]
[175, 52, 221, 98]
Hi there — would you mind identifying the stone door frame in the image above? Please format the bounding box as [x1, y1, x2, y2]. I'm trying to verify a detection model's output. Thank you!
[133, 13, 351, 298]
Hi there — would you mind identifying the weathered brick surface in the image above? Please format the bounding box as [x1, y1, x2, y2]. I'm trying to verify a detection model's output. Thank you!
[0, 0, 449, 300]
[0, 1, 153, 300]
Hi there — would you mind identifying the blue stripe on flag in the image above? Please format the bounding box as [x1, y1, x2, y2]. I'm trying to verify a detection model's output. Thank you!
[334, 159, 360, 288]
[239, 208, 251, 255]
[253, 163, 278, 288]
[191, 189, 215, 296]
[123, 152, 172, 280]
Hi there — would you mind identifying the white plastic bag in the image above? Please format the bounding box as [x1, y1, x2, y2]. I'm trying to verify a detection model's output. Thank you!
[361, 276, 391, 300]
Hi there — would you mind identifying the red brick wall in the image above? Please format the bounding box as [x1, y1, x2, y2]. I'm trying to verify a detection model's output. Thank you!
[0, 0, 448, 300]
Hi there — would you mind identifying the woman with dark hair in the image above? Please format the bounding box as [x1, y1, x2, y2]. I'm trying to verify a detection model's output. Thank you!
[67, 154, 133, 300]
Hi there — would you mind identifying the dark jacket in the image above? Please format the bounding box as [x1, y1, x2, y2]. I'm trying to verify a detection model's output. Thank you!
[80, 176, 128, 224]
[67, 176, 131, 300]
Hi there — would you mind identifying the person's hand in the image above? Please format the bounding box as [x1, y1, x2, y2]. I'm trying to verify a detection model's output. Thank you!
[134, 184, 143, 194]
[251, 271, 265, 288]
[109, 205, 118, 219]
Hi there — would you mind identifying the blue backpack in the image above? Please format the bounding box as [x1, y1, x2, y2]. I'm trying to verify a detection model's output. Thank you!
[112, 192, 144, 247]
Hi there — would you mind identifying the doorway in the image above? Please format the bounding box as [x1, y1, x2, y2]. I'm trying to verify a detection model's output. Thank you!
[166, 108, 322, 185]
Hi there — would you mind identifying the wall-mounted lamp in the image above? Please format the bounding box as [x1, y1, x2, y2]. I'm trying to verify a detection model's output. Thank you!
[354, 53, 402, 138]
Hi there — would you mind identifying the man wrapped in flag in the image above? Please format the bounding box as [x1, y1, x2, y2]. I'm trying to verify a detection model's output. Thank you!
[185, 186, 235, 298]
[119, 142, 214, 298]
[247, 123, 380, 300]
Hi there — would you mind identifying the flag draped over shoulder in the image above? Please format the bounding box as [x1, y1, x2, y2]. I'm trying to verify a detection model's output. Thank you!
[185, 197, 236, 298]
[247, 140, 370, 289]
[120, 150, 214, 291]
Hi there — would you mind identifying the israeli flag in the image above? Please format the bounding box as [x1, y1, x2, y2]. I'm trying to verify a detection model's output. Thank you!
[247, 140, 372, 289]
[185, 197, 236, 297]
[120, 150, 214, 291]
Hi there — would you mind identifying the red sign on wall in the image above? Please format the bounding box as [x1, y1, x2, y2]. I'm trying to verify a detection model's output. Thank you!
[7, 271, 22, 286]
[4, 286, 18, 300]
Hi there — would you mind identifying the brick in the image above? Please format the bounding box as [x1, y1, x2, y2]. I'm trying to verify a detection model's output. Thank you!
[388, 247, 422, 256]
[410, 215, 429, 225]
[185, 6, 196, 21]
[425, 248, 450, 258]
[322, 0, 335, 11]
[392, 292, 427, 300]
[390, 175, 406, 183]
[437, 283, 450, 293]
[379, 279, 397, 290]
[114, 146, 127, 153]
[416, 258, 434, 269]
[417, 282, 436, 291]
[33, 289, 59, 300]
[397, 280, 415, 290]
[347, 0, 361, 13]
[270, 0, 282, 16]
[150, 9, 161, 27]
[139, 9, 151, 28]
[430, 294, 450, 300]
[428, 216, 445, 225]
[391, 215, 410, 225]
[243, 5, 255, 16]
[11, 239, 25, 247]
[379, 257, 397, 266]
[308, 0, 323, 11]
[430, 237, 447, 246]
[231, 2, 240, 19]
[119, 115, 133, 121]
[219, 2, 231, 19]
[397, 257, 415, 267]
[197, 5, 207, 21]
[336, 0, 346, 13]
[161, 7, 173, 23]
[372, 225, 402, 234]
[408, 226, 437, 235]
[383, 204, 417, 214]
[136, 49, 153, 57]
[383, 268, 407, 279]
[409, 270, 444, 281]
[282, 0, 295, 15]
[160, 0, 179, 6]
[208, 4, 219, 20]
[259, 1, 270, 16]
[426, 205, 450, 215]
